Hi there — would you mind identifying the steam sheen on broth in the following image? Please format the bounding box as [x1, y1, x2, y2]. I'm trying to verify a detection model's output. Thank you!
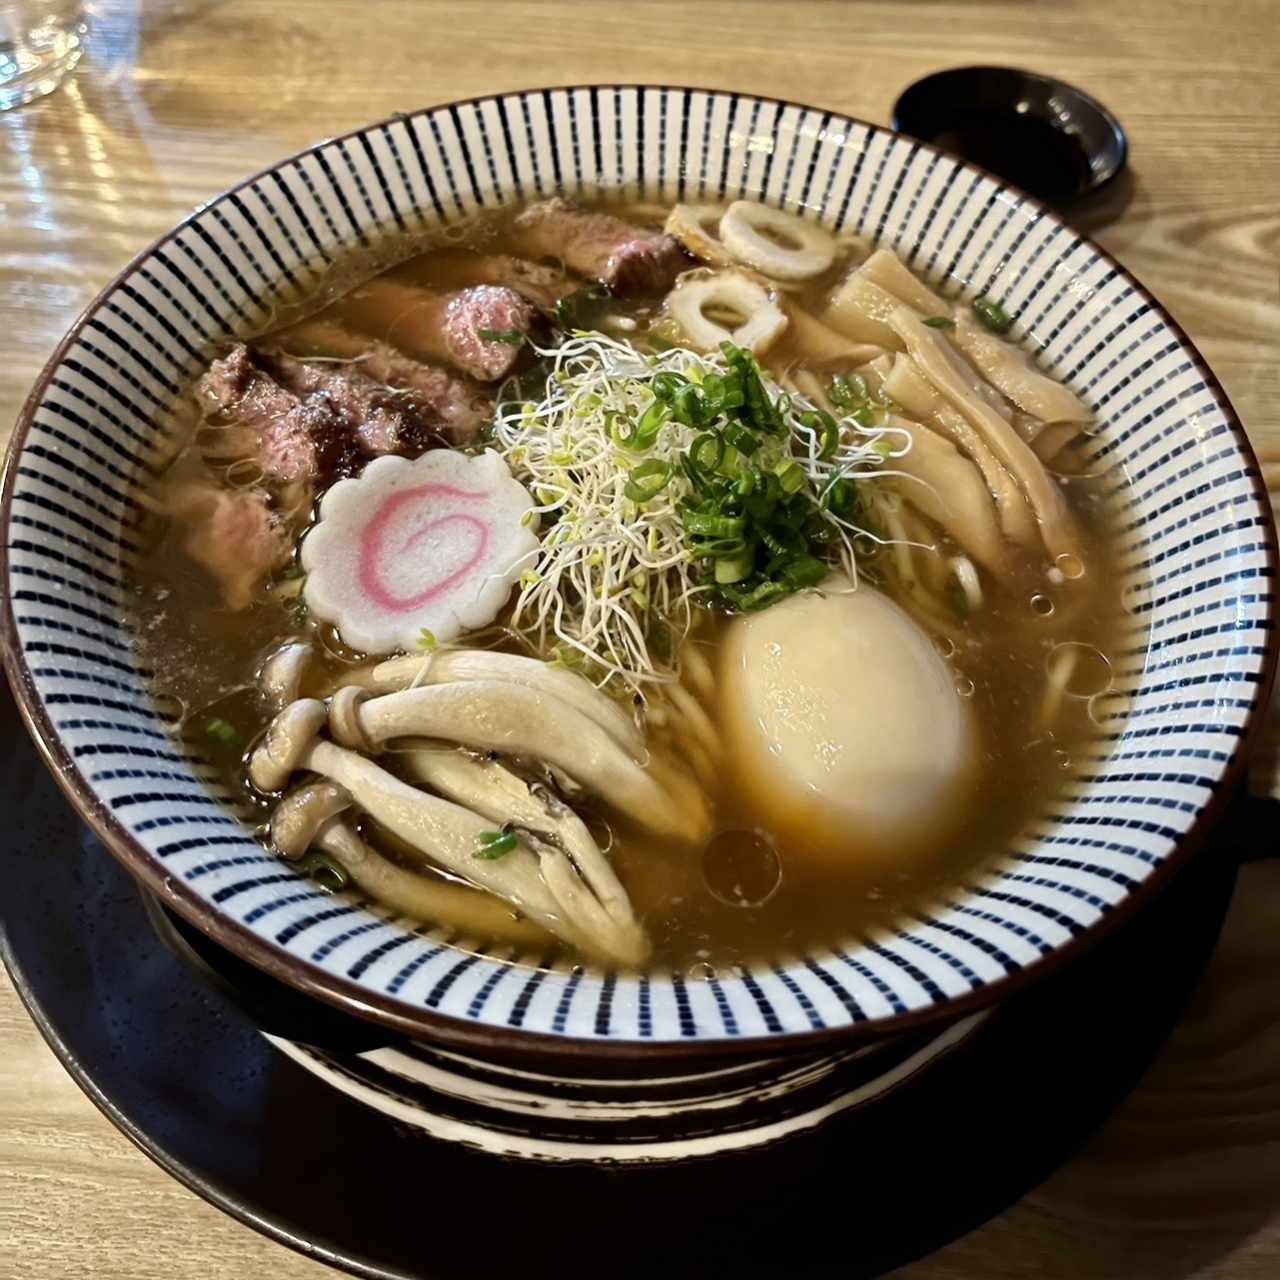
[129, 195, 1133, 971]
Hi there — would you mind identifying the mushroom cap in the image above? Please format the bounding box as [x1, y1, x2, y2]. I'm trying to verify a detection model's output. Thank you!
[270, 780, 353, 859]
[258, 640, 316, 713]
[248, 697, 327, 792]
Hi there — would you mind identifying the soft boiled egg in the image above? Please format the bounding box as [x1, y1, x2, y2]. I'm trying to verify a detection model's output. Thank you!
[720, 576, 976, 862]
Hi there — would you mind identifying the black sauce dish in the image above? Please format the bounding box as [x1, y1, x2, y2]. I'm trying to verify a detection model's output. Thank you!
[892, 65, 1128, 204]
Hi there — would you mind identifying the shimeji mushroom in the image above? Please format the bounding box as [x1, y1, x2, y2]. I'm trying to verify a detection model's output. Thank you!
[270, 778, 550, 948]
[249, 700, 649, 966]
[324, 681, 707, 843]
[258, 639, 316, 712]
[357, 648, 643, 756]
[401, 747, 647, 965]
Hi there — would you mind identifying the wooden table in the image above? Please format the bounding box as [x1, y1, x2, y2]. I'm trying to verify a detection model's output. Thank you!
[2, 2, 1278, 1276]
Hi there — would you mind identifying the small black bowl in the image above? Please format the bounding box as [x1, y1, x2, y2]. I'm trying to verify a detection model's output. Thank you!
[891, 66, 1128, 204]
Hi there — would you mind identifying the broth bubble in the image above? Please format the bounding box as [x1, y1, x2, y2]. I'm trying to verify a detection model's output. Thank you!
[1046, 642, 1112, 700]
[1055, 552, 1086, 581]
[702, 830, 782, 908]
[1030, 592, 1055, 617]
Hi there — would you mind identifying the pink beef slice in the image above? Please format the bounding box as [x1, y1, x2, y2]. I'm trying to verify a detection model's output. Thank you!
[171, 482, 291, 611]
[333, 279, 535, 381]
[194, 345, 318, 483]
[268, 320, 491, 443]
[193, 341, 491, 487]
[512, 197, 690, 294]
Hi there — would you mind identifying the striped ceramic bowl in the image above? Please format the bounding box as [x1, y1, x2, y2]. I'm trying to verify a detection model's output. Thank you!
[2, 87, 1274, 1061]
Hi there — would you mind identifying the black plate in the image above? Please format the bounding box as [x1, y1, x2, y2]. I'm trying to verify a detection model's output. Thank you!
[0, 683, 1239, 1279]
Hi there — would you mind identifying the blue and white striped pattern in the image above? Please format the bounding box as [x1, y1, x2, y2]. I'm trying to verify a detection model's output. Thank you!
[4, 88, 1273, 1046]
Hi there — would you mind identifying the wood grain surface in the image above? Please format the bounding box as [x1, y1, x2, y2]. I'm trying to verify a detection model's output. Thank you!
[1, 2, 1278, 1276]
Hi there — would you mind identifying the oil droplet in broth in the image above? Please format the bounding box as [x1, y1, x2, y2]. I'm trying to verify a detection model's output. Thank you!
[702, 830, 782, 908]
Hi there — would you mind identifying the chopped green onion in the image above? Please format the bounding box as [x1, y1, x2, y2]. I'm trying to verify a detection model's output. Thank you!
[972, 297, 1013, 334]
[715, 550, 754, 584]
[205, 718, 240, 748]
[687, 432, 726, 481]
[683, 509, 745, 539]
[823, 477, 856, 515]
[782, 555, 828, 588]
[723, 422, 761, 456]
[650, 371, 688, 402]
[294, 851, 350, 893]
[477, 328, 527, 346]
[475, 830, 518, 860]
[624, 459, 674, 503]
[636, 399, 670, 443]
[555, 282, 612, 330]
[819, 415, 841, 460]
[724, 578, 788, 611]
[922, 316, 956, 329]
[829, 374, 868, 409]
[773, 460, 807, 495]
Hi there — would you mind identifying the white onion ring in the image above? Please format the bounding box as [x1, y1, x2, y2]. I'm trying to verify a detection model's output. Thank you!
[720, 200, 837, 281]
[664, 269, 787, 354]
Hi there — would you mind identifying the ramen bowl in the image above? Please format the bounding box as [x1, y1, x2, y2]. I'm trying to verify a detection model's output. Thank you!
[2, 87, 1274, 1062]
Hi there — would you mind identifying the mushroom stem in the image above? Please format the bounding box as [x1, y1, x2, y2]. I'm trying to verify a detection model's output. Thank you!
[334, 681, 707, 843]
[266, 732, 645, 966]
[360, 649, 643, 757]
[313, 819, 552, 949]
[401, 747, 646, 961]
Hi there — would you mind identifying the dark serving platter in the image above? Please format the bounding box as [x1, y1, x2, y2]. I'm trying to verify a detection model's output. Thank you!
[0, 678, 1256, 1279]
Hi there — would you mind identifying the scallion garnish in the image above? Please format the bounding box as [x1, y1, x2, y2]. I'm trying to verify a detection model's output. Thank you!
[555, 282, 612, 330]
[624, 459, 675, 503]
[829, 374, 868, 409]
[295, 851, 350, 893]
[205, 718, 240, 748]
[972, 297, 1013, 334]
[286, 595, 309, 627]
[475, 830, 518, 860]
[923, 315, 956, 329]
[492, 332, 896, 690]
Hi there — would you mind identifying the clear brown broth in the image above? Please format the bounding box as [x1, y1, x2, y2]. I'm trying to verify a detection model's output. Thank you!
[129, 200, 1139, 971]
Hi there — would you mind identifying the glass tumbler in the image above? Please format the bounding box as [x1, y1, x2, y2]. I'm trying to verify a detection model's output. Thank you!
[0, 1, 85, 110]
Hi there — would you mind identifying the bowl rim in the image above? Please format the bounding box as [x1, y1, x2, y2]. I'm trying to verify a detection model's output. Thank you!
[3, 83, 1276, 1063]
